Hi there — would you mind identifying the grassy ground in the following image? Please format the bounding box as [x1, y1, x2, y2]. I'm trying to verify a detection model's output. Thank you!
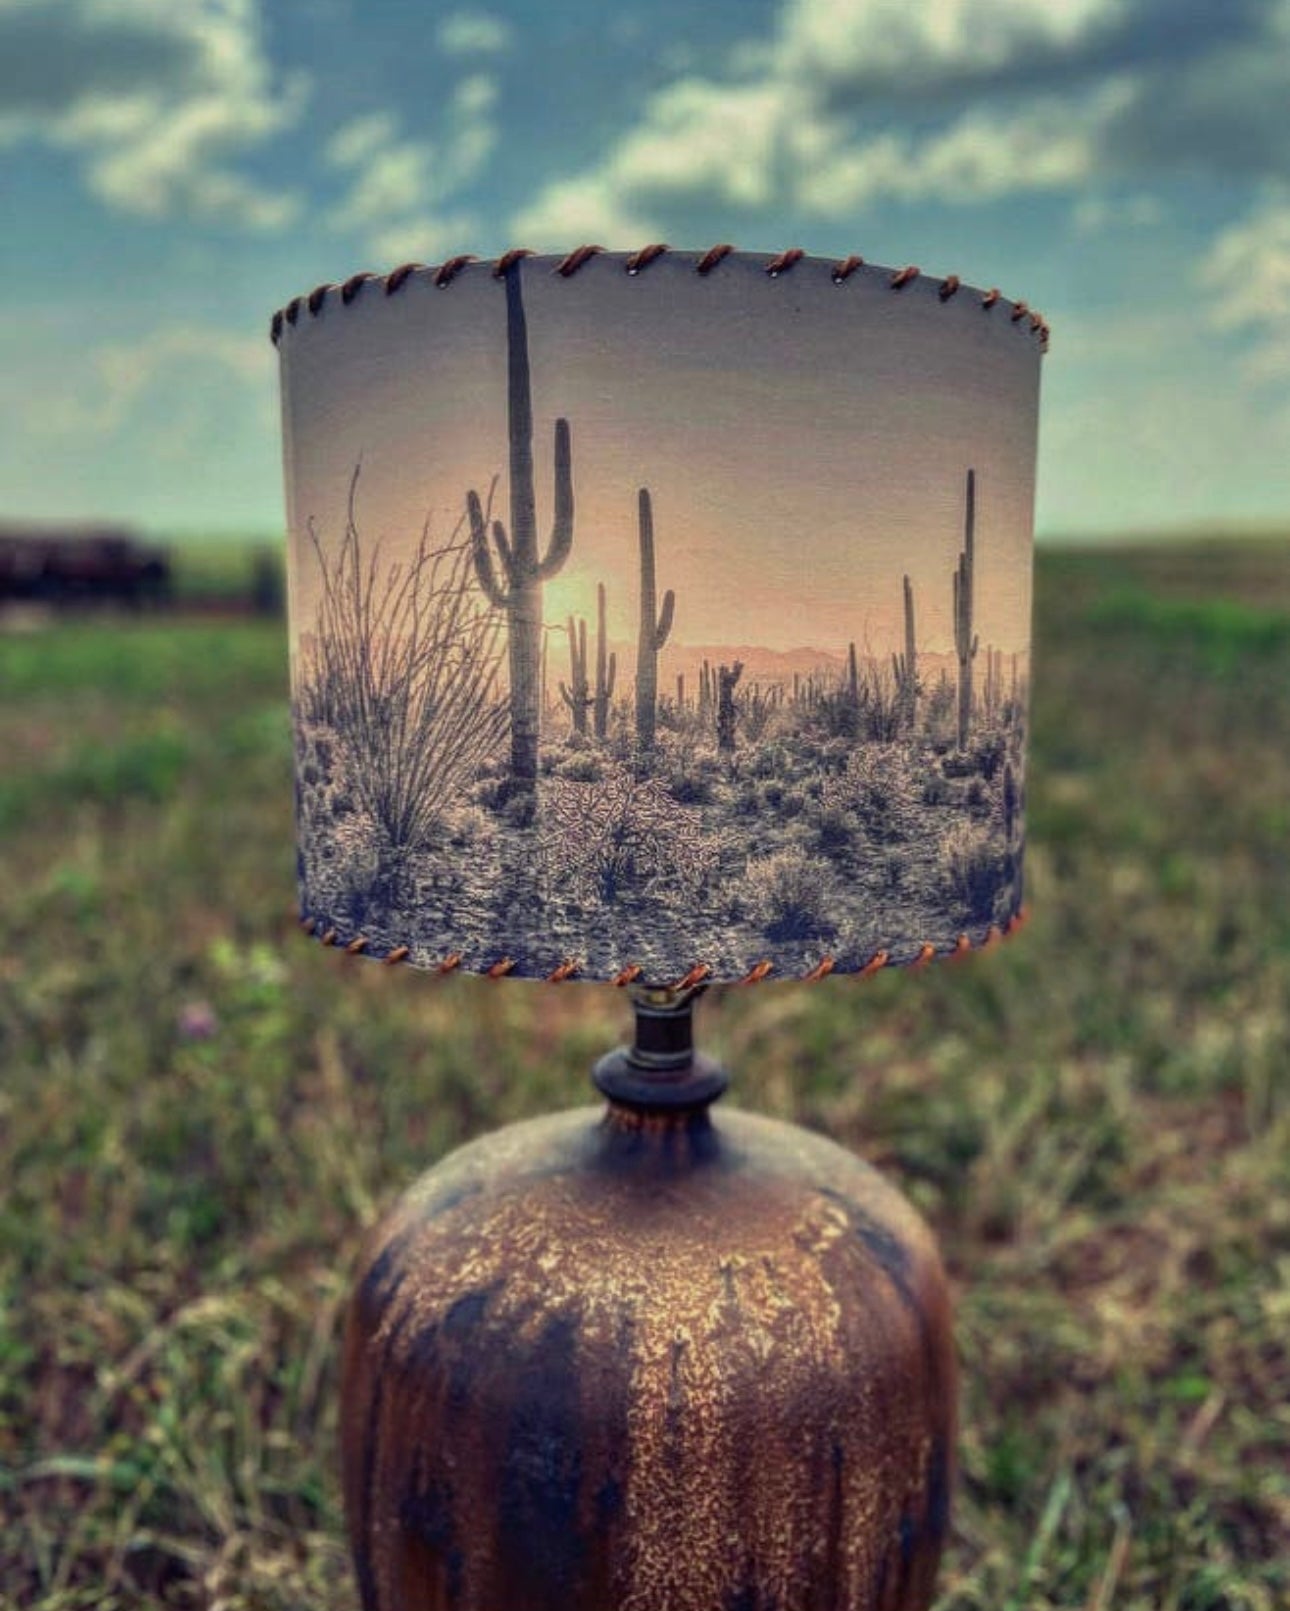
[1, 541, 1288, 1609]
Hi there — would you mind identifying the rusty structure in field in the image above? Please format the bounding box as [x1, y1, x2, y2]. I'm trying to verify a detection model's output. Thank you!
[0, 524, 170, 608]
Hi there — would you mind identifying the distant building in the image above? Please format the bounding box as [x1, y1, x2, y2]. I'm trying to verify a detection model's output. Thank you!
[0, 521, 171, 607]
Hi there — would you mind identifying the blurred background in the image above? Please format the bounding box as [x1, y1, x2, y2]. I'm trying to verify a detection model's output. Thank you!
[1, 3, 1287, 1607]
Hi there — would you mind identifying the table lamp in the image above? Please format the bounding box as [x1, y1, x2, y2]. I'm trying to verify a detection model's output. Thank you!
[272, 245, 1043, 1610]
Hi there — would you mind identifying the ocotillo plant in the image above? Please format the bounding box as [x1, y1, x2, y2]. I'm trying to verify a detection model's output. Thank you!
[953, 468, 979, 749]
[592, 581, 616, 741]
[891, 573, 918, 734]
[717, 661, 743, 753]
[634, 488, 675, 751]
[559, 614, 591, 736]
[467, 262, 575, 805]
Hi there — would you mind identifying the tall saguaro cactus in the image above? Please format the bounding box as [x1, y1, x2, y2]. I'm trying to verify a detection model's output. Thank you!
[717, 661, 743, 753]
[634, 488, 675, 752]
[559, 615, 590, 735]
[892, 573, 918, 733]
[592, 582, 616, 741]
[467, 264, 574, 802]
[953, 469, 979, 750]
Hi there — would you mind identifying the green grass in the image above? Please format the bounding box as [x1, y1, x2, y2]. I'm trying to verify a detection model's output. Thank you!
[2, 541, 1289, 1609]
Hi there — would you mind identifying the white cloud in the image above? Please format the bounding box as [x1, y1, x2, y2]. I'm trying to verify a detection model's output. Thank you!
[24, 325, 273, 440]
[512, 0, 1290, 247]
[777, 0, 1124, 87]
[1070, 190, 1165, 237]
[326, 76, 499, 261]
[1200, 191, 1290, 380]
[435, 9, 513, 57]
[325, 112, 398, 172]
[0, 0, 304, 229]
[1202, 195, 1290, 331]
[798, 84, 1130, 213]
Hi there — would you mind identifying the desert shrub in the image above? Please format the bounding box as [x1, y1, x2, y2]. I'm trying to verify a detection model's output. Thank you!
[741, 848, 838, 942]
[296, 467, 507, 854]
[443, 804, 497, 850]
[804, 687, 859, 740]
[733, 779, 762, 818]
[921, 772, 955, 808]
[555, 750, 606, 783]
[941, 750, 979, 778]
[737, 684, 780, 744]
[938, 820, 1002, 925]
[970, 727, 1007, 781]
[749, 742, 790, 781]
[818, 743, 922, 842]
[540, 765, 720, 904]
[882, 847, 909, 890]
[670, 770, 715, 807]
[965, 776, 990, 817]
[813, 802, 857, 852]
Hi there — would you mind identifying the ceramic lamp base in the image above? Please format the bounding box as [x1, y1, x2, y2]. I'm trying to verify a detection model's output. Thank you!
[341, 1097, 956, 1610]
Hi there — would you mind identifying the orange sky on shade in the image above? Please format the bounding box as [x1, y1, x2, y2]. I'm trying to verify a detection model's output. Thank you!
[281, 252, 1041, 662]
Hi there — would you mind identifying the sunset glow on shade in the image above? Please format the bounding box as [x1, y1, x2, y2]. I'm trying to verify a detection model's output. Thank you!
[276, 250, 1044, 982]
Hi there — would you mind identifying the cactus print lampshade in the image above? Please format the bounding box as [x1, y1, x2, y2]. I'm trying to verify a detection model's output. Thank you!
[275, 249, 1044, 983]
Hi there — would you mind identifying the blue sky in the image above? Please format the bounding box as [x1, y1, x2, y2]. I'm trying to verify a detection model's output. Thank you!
[2, 0, 1288, 538]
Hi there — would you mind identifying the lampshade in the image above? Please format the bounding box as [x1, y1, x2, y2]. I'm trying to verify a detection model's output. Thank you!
[275, 248, 1043, 983]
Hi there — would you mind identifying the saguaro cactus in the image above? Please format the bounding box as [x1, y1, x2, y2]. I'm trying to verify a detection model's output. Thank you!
[592, 582, 616, 741]
[700, 661, 713, 718]
[891, 574, 918, 734]
[717, 661, 743, 753]
[634, 488, 675, 752]
[467, 263, 574, 802]
[847, 642, 859, 706]
[559, 615, 591, 735]
[953, 469, 979, 750]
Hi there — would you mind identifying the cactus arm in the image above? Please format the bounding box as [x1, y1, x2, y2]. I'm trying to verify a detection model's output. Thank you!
[492, 520, 514, 581]
[468, 491, 511, 608]
[606, 651, 616, 697]
[558, 681, 576, 710]
[655, 588, 675, 649]
[537, 419, 574, 580]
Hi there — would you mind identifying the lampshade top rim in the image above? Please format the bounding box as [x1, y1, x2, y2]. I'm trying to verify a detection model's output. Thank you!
[269, 247, 1050, 351]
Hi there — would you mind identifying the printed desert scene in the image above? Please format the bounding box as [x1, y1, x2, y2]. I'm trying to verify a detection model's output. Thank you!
[287, 259, 1035, 978]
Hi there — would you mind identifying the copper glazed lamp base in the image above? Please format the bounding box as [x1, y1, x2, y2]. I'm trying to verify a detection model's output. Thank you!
[341, 992, 957, 1610]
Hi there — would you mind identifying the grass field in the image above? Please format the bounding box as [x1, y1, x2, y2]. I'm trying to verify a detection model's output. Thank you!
[2, 541, 1289, 1609]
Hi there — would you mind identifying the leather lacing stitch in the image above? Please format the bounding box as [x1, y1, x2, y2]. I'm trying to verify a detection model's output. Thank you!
[298, 908, 1029, 982]
[270, 247, 1050, 349]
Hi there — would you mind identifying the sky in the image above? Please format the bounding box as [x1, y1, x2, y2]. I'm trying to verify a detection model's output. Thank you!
[281, 253, 1039, 655]
[2, 0, 1288, 540]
